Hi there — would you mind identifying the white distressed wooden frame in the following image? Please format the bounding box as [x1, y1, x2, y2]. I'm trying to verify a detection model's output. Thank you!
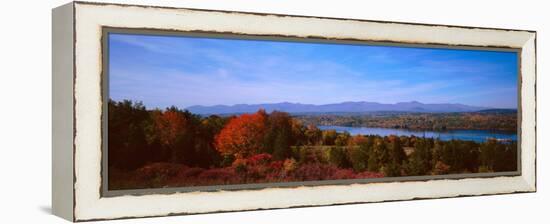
[52, 1, 536, 222]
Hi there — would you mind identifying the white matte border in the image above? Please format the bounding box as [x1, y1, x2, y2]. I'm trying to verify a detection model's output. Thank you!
[73, 2, 536, 221]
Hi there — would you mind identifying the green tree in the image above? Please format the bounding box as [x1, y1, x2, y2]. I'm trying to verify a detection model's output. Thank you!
[272, 129, 291, 160]
[322, 130, 338, 145]
[492, 142, 517, 172]
[348, 147, 368, 172]
[304, 125, 322, 145]
[406, 138, 432, 176]
[367, 152, 380, 172]
[367, 138, 385, 172]
[262, 111, 293, 160]
[382, 160, 401, 177]
[388, 135, 406, 165]
[375, 138, 390, 165]
[108, 100, 151, 170]
[335, 132, 351, 146]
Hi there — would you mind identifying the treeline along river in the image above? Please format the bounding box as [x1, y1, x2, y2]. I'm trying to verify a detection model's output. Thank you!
[297, 111, 518, 143]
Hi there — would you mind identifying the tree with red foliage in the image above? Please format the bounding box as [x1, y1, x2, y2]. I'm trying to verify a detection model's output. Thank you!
[215, 110, 267, 158]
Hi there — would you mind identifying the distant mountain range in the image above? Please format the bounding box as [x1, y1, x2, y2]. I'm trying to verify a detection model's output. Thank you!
[186, 101, 495, 115]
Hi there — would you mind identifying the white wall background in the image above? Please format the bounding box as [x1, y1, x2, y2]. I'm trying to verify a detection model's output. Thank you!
[0, 0, 546, 223]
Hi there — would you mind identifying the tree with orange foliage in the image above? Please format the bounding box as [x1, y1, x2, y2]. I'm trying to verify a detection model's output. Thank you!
[215, 110, 267, 158]
[152, 108, 189, 163]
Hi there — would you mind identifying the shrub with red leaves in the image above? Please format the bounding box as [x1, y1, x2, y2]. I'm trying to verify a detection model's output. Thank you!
[136, 162, 182, 180]
[248, 153, 272, 165]
[117, 152, 385, 189]
[198, 168, 235, 181]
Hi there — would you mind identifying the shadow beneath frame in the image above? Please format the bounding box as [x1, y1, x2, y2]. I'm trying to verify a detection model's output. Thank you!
[38, 205, 52, 214]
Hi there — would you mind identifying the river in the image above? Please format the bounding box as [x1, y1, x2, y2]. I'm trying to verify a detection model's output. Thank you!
[318, 125, 517, 143]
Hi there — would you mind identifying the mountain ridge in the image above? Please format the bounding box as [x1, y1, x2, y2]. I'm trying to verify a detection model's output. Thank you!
[186, 101, 493, 115]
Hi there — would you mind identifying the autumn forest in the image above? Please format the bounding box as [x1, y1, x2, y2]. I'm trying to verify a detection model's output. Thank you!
[108, 99, 517, 190]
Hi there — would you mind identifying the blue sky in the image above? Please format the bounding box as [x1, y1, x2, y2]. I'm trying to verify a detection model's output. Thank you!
[109, 33, 518, 109]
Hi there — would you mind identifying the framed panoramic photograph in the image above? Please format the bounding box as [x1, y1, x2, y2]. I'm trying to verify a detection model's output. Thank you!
[52, 1, 536, 222]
